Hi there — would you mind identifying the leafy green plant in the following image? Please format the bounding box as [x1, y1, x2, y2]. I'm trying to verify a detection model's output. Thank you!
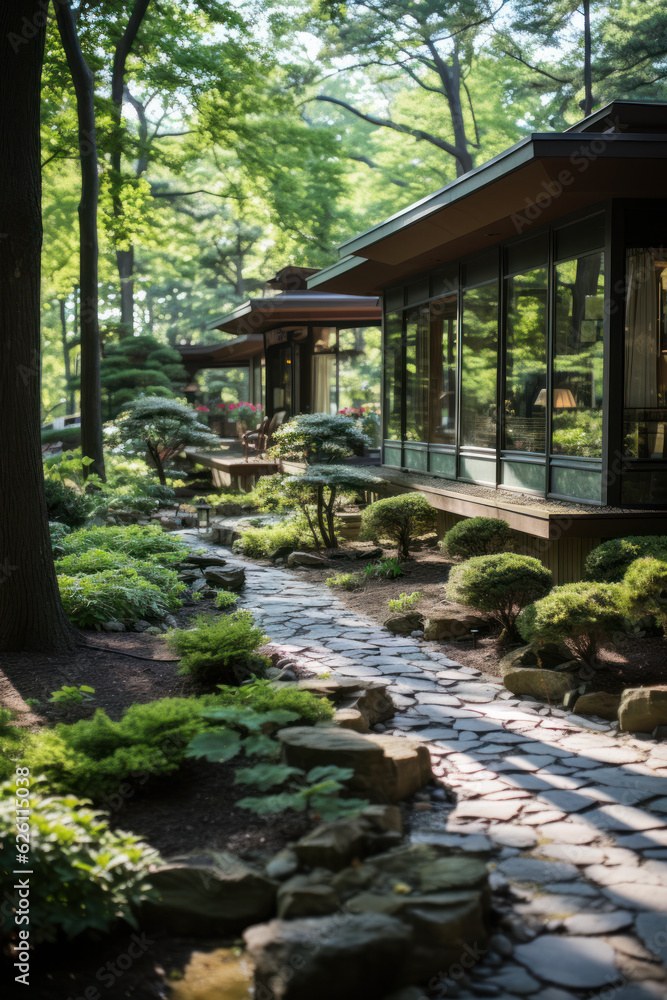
[326, 571, 361, 590]
[0, 710, 28, 782]
[270, 413, 370, 464]
[215, 590, 238, 609]
[448, 553, 553, 638]
[584, 536, 667, 583]
[49, 685, 95, 707]
[0, 779, 159, 943]
[59, 523, 188, 563]
[360, 494, 437, 561]
[234, 517, 314, 558]
[43, 477, 91, 528]
[214, 679, 334, 725]
[55, 548, 185, 607]
[519, 582, 626, 665]
[388, 591, 423, 613]
[186, 705, 300, 762]
[58, 570, 178, 628]
[284, 465, 382, 548]
[364, 556, 404, 580]
[236, 763, 369, 820]
[168, 611, 268, 688]
[441, 517, 515, 559]
[621, 556, 667, 628]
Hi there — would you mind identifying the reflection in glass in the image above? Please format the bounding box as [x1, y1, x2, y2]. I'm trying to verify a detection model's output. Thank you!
[383, 312, 403, 440]
[552, 253, 605, 457]
[405, 306, 430, 442]
[429, 296, 457, 444]
[312, 327, 337, 414]
[461, 282, 498, 448]
[338, 327, 382, 412]
[504, 268, 547, 453]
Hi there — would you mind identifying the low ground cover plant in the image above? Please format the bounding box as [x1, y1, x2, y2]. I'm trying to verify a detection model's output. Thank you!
[58, 570, 178, 628]
[56, 548, 185, 600]
[0, 709, 28, 782]
[441, 517, 515, 559]
[168, 611, 268, 688]
[363, 556, 404, 580]
[519, 582, 626, 665]
[360, 494, 437, 561]
[44, 478, 90, 528]
[234, 517, 314, 558]
[0, 780, 159, 944]
[214, 679, 334, 725]
[59, 523, 188, 563]
[49, 685, 95, 707]
[448, 552, 552, 639]
[584, 535, 667, 583]
[326, 571, 361, 590]
[388, 591, 423, 613]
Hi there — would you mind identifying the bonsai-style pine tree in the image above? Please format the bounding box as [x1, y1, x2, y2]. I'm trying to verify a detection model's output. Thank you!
[115, 397, 220, 484]
[85, 334, 187, 418]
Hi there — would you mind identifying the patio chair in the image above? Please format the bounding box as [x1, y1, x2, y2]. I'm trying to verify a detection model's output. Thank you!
[243, 416, 271, 461]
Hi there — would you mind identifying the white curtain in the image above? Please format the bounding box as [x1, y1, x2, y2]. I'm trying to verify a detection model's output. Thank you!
[625, 249, 659, 408]
[312, 354, 336, 414]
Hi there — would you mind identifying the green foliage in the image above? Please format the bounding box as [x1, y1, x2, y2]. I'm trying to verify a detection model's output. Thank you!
[22, 697, 217, 798]
[441, 517, 515, 559]
[55, 548, 184, 601]
[49, 685, 95, 707]
[234, 517, 314, 558]
[584, 536, 667, 583]
[99, 334, 187, 418]
[236, 764, 369, 820]
[326, 571, 361, 590]
[0, 711, 28, 783]
[270, 413, 370, 464]
[214, 679, 334, 725]
[285, 465, 383, 548]
[43, 477, 91, 528]
[60, 523, 188, 563]
[186, 705, 300, 763]
[360, 494, 437, 561]
[58, 570, 177, 628]
[168, 611, 268, 688]
[364, 556, 405, 580]
[41, 425, 82, 448]
[215, 590, 238, 609]
[448, 553, 553, 636]
[0, 779, 159, 943]
[519, 582, 626, 664]
[388, 591, 423, 613]
[621, 557, 667, 628]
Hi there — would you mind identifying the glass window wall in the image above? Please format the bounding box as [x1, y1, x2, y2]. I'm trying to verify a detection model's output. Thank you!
[552, 253, 605, 458]
[405, 306, 430, 442]
[504, 268, 548, 453]
[383, 312, 403, 440]
[460, 282, 498, 449]
[429, 296, 458, 444]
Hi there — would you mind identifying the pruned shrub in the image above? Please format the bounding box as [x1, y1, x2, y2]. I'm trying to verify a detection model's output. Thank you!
[167, 611, 268, 688]
[234, 518, 314, 558]
[0, 779, 159, 943]
[360, 493, 437, 561]
[584, 536, 667, 583]
[621, 556, 667, 628]
[58, 570, 178, 628]
[270, 413, 369, 464]
[519, 582, 626, 664]
[448, 553, 552, 637]
[44, 478, 90, 528]
[441, 517, 514, 559]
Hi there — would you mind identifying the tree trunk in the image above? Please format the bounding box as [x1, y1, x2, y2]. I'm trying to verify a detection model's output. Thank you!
[117, 246, 134, 332]
[0, 1, 79, 652]
[55, 0, 105, 481]
[583, 0, 593, 117]
[59, 298, 75, 415]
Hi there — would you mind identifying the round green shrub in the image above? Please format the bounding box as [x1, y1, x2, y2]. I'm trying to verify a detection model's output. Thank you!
[360, 493, 437, 561]
[584, 536, 667, 583]
[0, 780, 159, 943]
[58, 569, 177, 628]
[168, 611, 268, 688]
[44, 478, 91, 528]
[441, 517, 514, 559]
[519, 582, 626, 664]
[622, 556, 667, 627]
[447, 553, 553, 636]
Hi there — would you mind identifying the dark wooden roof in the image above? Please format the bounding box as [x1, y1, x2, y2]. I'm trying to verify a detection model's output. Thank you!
[176, 334, 264, 370]
[207, 290, 381, 337]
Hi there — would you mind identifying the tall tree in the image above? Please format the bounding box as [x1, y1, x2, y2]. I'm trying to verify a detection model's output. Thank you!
[54, 0, 105, 479]
[0, 0, 78, 652]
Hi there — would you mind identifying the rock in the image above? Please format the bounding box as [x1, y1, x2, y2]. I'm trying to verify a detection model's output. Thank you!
[132, 620, 153, 632]
[422, 614, 488, 641]
[279, 726, 432, 804]
[514, 935, 617, 989]
[183, 554, 227, 567]
[213, 525, 241, 546]
[502, 666, 576, 702]
[499, 642, 572, 672]
[159, 516, 178, 531]
[279, 676, 395, 730]
[265, 849, 299, 881]
[654, 725, 667, 741]
[270, 545, 295, 562]
[277, 871, 339, 918]
[573, 690, 622, 721]
[204, 566, 246, 590]
[179, 568, 205, 582]
[244, 913, 412, 1000]
[334, 707, 367, 732]
[140, 851, 277, 935]
[190, 578, 208, 592]
[164, 614, 178, 628]
[619, 686, 667, 733]
[293, 806, 402, 871]
[287, 551, 331, 568]
[356, 547, 384, 560]
[102, 620, 126, 632]
[384, 613, 424, 636]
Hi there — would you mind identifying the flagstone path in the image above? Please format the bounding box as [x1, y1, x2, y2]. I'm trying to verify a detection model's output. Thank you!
[190, 534, 667, 999]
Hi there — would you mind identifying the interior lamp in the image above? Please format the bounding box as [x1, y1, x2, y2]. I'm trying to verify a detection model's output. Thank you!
[533, 388, 576, 408]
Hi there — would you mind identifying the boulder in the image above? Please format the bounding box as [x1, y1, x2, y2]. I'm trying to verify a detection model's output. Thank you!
[422, 614, 488, 641]
[292, 806, 402, 871]
[573, 690, 622, 721]
[213, 525, 242, 546]
[277, 871, 339, 919]
[178, 568, 205, 583]
[270, 545, 295, 562]
[132, 620, 153, 632]
[275, 676, 395, 732]
[287, 551, 331, 568]
[204, 566, 246, 590]
[618, 686, 667, 733]
[244, 913, 412, 1000]
[278, 727, 433, 804]
[356, 547, 384, 561]
[265, 849, 299, 881]
[101, 620, 126, 632]
[499, 642, 572, 672]
[384, 613, 424, 636]
[334, 707, 367, 732]
[502, 666, 576, 702]
[139, 851, 277, 935]
[182, 554, 227, 567]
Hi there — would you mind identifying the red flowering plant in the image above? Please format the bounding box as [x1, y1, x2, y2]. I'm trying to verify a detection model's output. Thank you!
[225, 402, 263, 425]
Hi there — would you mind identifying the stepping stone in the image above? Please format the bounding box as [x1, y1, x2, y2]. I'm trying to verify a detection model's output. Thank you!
[601, 883, 667, 911]
[486, 824, 538, 849]
[417, 705, 480, 721]
[647, 797, 667, 813]
[497, 755, 556, 772]
[389, 678, 442, 692]
[517, 893, 594, 917]
[536, 844, 607, 865]
[535, 820, 599, 845]
[575, 768, 667, 797]
[498, 857, 579, 883]
[577, 746, 644, 765]
[453, 719, 504, 733]
[453, 800, 523, 822]
[522, 811, 567, 826]
[413, 692, 462, 706]
[635, 911, 667, 962]
[563, 911, 634, 935]
[615, 830, 667, 849]
[536, 790, 599, 812]
[582, 804, 666, 832]
[514, 935, 617, 988]
[490, 964, 541, 995]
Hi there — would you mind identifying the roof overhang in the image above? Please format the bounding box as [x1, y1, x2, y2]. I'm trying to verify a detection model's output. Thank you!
[207, 290, 381, 336]
[309, 128, 667, 295]
[176, 334, 265, 369]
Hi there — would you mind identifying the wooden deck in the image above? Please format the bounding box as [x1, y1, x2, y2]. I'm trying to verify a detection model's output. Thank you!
[187, 449, 279, 491]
